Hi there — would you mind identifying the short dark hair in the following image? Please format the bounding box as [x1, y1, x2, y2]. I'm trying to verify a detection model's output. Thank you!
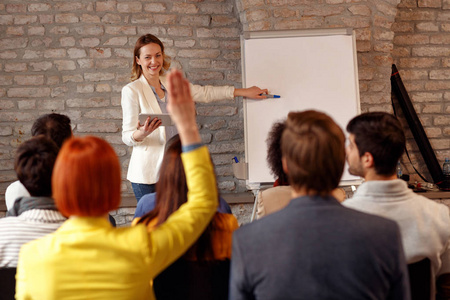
[31, 113, 72, 149]
[266, 121, 289, 185]
[281, 110, 345, 196]
[346, 112, 405, 176]
[15, 136, 59, 197]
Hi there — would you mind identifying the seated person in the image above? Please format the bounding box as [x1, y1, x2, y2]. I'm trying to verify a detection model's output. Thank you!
[5, 113, 72, 210]
[0, 136, 66, 268]
[256, 121, 345, 219]
[133, 134, 238, 300]
[230, 110, 410, 300]
[134, 135, 232, 219]
[343, 112, 450, 299]
[15, 70, 218, 300]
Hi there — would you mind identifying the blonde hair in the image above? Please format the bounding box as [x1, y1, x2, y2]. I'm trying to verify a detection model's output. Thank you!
[131, 34, 171, 81]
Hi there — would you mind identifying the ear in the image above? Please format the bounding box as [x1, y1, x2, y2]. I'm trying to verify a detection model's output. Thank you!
[282, 156, 289, 174]
[135, 56, 141, 66]
[361, 152, 374, 168]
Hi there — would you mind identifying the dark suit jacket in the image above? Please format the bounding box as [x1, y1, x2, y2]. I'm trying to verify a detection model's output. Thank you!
[230, 195, 411, 300]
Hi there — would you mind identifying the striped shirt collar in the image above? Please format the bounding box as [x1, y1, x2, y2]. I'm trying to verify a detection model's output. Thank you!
[18, 209, 66, 223]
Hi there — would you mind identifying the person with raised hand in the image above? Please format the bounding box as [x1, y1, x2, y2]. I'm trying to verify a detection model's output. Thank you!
[15, 69, 218, 300]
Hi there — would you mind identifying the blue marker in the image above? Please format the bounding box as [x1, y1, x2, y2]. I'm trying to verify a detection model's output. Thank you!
[260, 93, 281, 98]
[233, 156, 239, 163]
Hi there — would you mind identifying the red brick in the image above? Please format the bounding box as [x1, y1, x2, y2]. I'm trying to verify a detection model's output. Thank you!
[348, 5, 371, 16]
[273, 8, 297, 18]
[430, 35, 450, 44]
[60, 37, 75, 47]
[14, 15, 38, 25]
[37, 99, 64, 110]
[174, 40, 196, 48]
[6, 27, 25, 36]
[89, 48, 112, 58]
[117, 2, 142, 13]
[373, 42, 393, 52]
[246, 9, 269, 21]
[211, 16, 238, 26]
[418, 0, 442, 7]
[197, 28, 239, 38]
[130, 14, 154, 24]
[416, 22, 439, 31]
[412, 92, 443, 102]
[197, 106, 236, 116]
[54, 3, 85, 11]
[7, 87, 50, 98]
[0, 15, 13, 25]
[423, 104, 443, 113]
[96, 1, 116, 12]
[144, 3, 167, 13]
[178, 49, 220, 58]
[105, 26, 136, 35]
[413, 47, 450, 56]
[180, 15, 211, 26]
[6, 4, 26, 13]
[199, 3, 232, 14]
[399, 58, 439, 68]
[29, 61, 52, 71]
[104, 37, 128, 46]
[79, 38, 100, 47]
[394, 34, 429, 45]
[396, 10, 436, 21]
[153, 14, 177, 24]
[304, 6, 345, 17]
[54, 60, 76, 71]
[200, 40, 219, 49]
[28, 26, 45, 36]
[168, 27, 193, 37]
[78, 59, 95, 69]
[375, 2, 397, 17]
[373, 15, 395, 29]
[74, 25, 104, 35]
[392, 22, 414, 33]
[249, 20, 273, 31]
[81, 14, 101, 23]
[373, 28, 394, 40]
[0, 76, 13, 85]
[28, 3, 51, 12]
[77, 122, 119, 133]
[18, 100, 36, 110]
[62, 75, 83, 83]
[39, 15, 53, 24]
[50, 26, 70, 35]
[44, 49, 66, 58]
[430, 70, 450, 80]
[5, 63, 27, 72]
[14, 75, 45, 85]
[425, 81, 450, 90]
[55, 14, 79, 23]
[95, 59, 128, 69]
[102, 13, 122, 24]
[67, 98, 110, 108]
[84, 72, 115, 81]
[240, 0, 265, 10]
[172, 3, 199, 14]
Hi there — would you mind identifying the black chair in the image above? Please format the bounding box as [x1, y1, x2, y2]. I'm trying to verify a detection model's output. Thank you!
[407, 258, 431, 300]
[154, 259, 230, 300]
[0, 268, 17, 300]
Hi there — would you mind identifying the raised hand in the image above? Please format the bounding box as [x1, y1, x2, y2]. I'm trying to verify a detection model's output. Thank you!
[166, 69, 200, 146]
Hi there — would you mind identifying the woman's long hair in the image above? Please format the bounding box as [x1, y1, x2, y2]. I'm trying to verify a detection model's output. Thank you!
[138, 135, 216, 260]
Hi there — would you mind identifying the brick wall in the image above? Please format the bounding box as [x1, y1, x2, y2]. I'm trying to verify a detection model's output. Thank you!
[392, 0, 450, 180]
[1, 0, 449, 209]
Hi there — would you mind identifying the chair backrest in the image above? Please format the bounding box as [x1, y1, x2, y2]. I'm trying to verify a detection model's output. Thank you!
[408, 258, 431, 300]
[153, 259, 230, 300]
[0, 268, 17, 300]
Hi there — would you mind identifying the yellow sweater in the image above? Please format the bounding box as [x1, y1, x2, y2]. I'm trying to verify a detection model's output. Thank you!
[15, 146, 217, 300]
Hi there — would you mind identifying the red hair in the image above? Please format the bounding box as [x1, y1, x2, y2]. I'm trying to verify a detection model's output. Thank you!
[52, 136, 121, 217]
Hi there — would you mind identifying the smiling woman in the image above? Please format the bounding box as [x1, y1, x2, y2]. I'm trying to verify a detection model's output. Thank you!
[121, 34, 268, 202]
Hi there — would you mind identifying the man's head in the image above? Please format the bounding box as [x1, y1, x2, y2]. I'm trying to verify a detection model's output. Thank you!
[31, 113, 72, 149]
[346, 112, 405, 178]
[15, 136, 59, 197]
[281, 110, 345, 196]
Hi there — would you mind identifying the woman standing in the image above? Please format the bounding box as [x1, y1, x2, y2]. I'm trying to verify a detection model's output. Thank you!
[122, 34, 268, 202]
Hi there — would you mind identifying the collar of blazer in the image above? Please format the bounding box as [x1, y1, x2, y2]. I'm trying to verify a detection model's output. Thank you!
[138, 75, 163, 114]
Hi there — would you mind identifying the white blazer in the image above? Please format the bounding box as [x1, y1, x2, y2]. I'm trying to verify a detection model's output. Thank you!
[121, 75, 234, 184]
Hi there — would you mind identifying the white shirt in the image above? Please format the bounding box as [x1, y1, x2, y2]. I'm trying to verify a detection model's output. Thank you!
[5, 180, 30, 211]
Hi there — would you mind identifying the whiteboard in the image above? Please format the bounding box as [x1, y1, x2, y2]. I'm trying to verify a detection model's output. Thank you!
[241, 29, 361, 187]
